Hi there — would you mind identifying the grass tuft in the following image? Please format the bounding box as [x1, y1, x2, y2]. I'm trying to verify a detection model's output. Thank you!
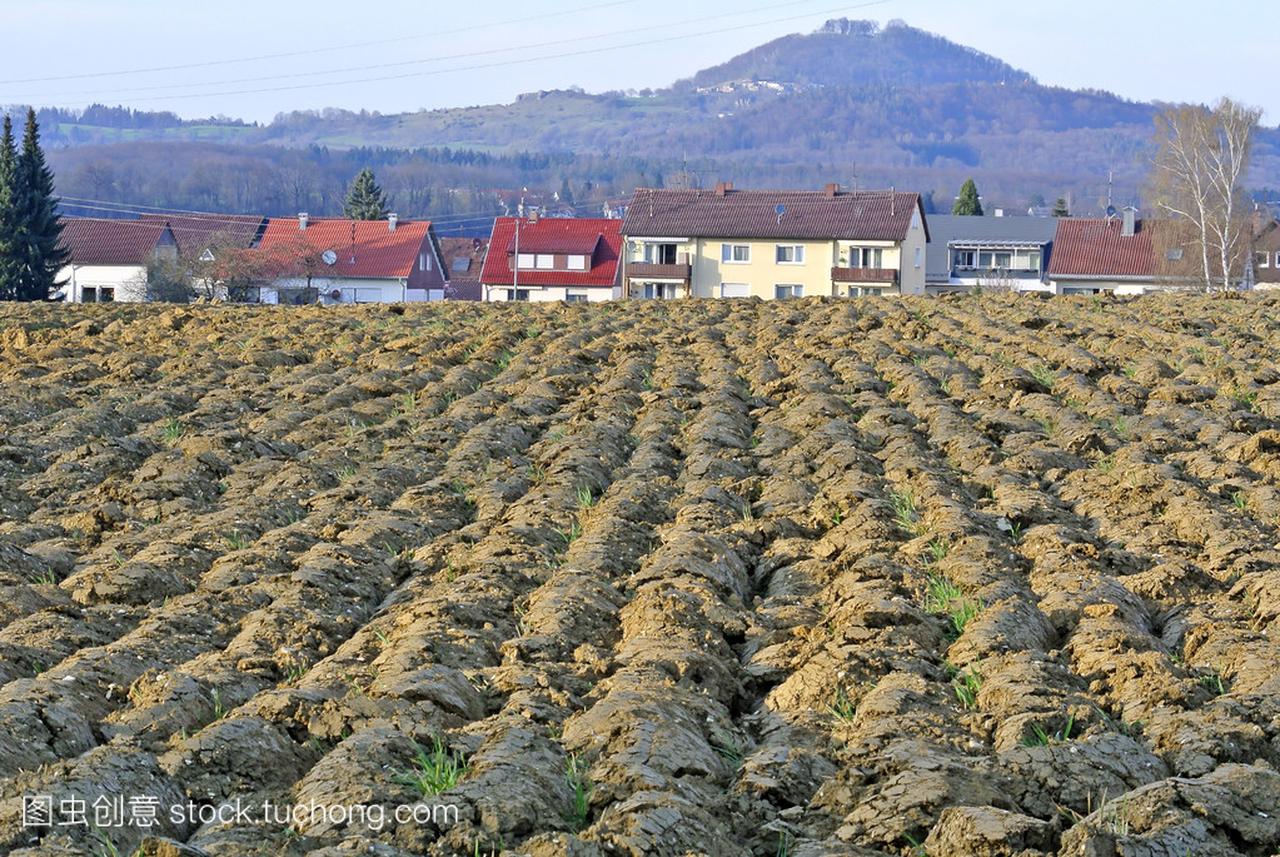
[393, 736, 468, 796]
[565, 753, 592, 831]
[924, 573, 981, 639]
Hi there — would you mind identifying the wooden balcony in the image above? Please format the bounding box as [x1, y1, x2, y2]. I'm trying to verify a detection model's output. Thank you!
[627, 262, 692, 281]
[832, 266, 899, 284]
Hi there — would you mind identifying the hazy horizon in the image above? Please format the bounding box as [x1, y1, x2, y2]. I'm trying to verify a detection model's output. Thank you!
[0, 0, 1275, 125]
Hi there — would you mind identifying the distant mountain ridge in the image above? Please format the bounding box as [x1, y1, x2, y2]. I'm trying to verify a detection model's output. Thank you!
[685, 18, 1035, 90]
[21, 19, 1280, 220]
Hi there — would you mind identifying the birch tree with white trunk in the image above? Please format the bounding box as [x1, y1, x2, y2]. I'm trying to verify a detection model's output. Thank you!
[1150, 98, 1260, 292]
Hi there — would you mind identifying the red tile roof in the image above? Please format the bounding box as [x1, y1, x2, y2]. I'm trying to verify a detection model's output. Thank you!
[505, 224, 602, 256]
[1048, 218, 1155, 279]
[60, 217, 174, 266]
[138, 213, 265, 255]
[480, 217, 621, 288]
[621, 187, 926, 242]
[255, 217, 433, 280]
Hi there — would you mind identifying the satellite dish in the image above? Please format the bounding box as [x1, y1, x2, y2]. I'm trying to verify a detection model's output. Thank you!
[328, 289, 342, 301]
[775, 203, 786, 224]
[322, 249, 338, 266]
[1105, 206, 1117, 219]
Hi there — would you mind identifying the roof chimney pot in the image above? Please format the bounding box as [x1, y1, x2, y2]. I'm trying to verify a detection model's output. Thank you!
[388, 213, 398, 231]
[1123, 206, 1137, 237]
[824, 182, 840, 198]
[298, 212, 309, 230]
[715, 182, 733, 197]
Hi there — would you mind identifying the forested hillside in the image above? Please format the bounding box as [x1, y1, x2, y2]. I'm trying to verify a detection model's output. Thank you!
[16, 19, 1280, 223]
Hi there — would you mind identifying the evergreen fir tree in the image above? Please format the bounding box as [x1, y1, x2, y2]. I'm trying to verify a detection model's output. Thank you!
[342, 168, 390, 220]
[1052, 197, 1071, 217]
[12, 109, 67, 301]
[952, 178, 984, 216]
[0, 115, 17, 301]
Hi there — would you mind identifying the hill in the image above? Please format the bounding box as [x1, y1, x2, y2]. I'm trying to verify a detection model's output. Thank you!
[24, 19, 1280, 220]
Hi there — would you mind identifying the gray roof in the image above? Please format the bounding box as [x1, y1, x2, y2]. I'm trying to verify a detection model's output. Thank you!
[925, 214, 1059, 282]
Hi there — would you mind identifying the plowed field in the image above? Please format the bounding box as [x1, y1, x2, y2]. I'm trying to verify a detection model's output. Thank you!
[1, 295, 1279, 857]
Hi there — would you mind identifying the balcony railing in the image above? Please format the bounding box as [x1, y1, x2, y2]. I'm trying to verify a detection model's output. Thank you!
[627, 262, 692, 281]
[832, 266, 898, 284]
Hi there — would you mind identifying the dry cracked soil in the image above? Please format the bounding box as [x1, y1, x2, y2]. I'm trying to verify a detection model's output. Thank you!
[0, 294, 1278, 857]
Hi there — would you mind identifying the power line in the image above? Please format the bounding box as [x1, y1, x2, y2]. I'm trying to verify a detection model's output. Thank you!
[0, 0, 646, 86]
[56, 193, 635, 229]
[8, 0, 855, 101]
[20, 1, 890, 108]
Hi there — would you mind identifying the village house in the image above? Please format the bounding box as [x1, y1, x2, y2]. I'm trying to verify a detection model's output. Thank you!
[1252, 218, 1280, 290]
[439, 236, 489, 301]
[479, 215, 622, 302]
[1047, 209, 1203, 295]
[925, 213, 1057, 295]
[620, 183, 929, 300]
[55, 217, 179, 303]
[253, 214, 446, 305]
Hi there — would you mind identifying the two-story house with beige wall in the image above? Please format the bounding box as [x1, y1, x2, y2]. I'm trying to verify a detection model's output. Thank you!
[620, 183, 929, 300]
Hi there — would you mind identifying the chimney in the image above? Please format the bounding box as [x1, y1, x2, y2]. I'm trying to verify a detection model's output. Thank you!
[715, 182, 733, 197]
[890, 186, 896, 217]
[824, 182, 840, 198]
[1122, 206, 1137, 237]
[529, 208, 540, 224]
[298, 212, 309, 230]
[388, 213, 398, 231]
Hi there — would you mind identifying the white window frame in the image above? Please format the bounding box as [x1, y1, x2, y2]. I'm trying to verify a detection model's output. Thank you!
[721, 243, 751, 264]
[775, 284, 803, 300]
[535, 254, 555, 270]
[1259, 252, 1271, 269]
[915, 247, 923, 269]
[775, 244, 805, 265]
[565, 290, 589, 303]
[517, 253, 535, 269]
[567, 255, 587, 271]
[720, 283, 750, 299]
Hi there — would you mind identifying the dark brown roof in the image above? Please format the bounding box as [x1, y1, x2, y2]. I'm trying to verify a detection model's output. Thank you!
[621, 187, 926, 242]
[439, 237, 488, 283]
[138, 213, 265, 255]
[1048, 217, 1199, 281]
[60, 217, 174, 266]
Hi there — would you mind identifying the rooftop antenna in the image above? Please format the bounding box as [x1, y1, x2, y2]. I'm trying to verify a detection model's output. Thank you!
[851, 163, 858, 195]
[775, 204, 786, 225]
[1107, 170, 1114, 211]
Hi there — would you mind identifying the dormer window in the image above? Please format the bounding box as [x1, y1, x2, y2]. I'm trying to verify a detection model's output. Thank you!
[567, 255, 587, 270]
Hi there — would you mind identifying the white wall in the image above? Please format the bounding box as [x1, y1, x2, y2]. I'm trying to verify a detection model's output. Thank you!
[263, 277, 426, 305]
[56, 265, 148, 303]
[483, 285, 620, 302]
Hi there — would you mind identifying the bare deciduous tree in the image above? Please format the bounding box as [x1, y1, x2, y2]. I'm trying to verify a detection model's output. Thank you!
[1150, 98, 1260, 292]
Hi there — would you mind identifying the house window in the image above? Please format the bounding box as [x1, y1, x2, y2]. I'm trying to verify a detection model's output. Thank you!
[565, 290, 589, 303]
[776, 244, 805, 264]
[775, 284, 803, 300]
[81, 287, 97, 302]
[1026, 251, 1042, 271]
[721, 243, 750, 263]
[992, 252, 1011, 269]
[452, 257, 472, 273]
[535, 254, 554, 269]
[567, 255, 587, 270]
[642, 283, 678, 299]
[1258, 252, 1271, 268]
[850, 247, 884, 268]
[720, 283, 749, 298]
[1275, 252, 1280, 267]
[1167, 248, 1185, 262]
[517, 253, 535, 269]
[514, 289, 532, 302]
[848, 286, 885, 297]
[419, 252, 431, 272]
[644, 243, 678, 264]
[954, 250, 977, 270]
[99, 287, 115, 303]
[915, 247, 923, 269]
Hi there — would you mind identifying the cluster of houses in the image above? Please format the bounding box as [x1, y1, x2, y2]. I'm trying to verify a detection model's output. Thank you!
[55, 183, 1280, 304]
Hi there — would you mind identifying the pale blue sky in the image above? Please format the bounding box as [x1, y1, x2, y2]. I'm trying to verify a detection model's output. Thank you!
[0, 0, 1274, 123]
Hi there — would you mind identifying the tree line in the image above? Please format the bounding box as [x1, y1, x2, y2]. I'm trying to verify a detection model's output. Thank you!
[0, 110, 65, 301]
